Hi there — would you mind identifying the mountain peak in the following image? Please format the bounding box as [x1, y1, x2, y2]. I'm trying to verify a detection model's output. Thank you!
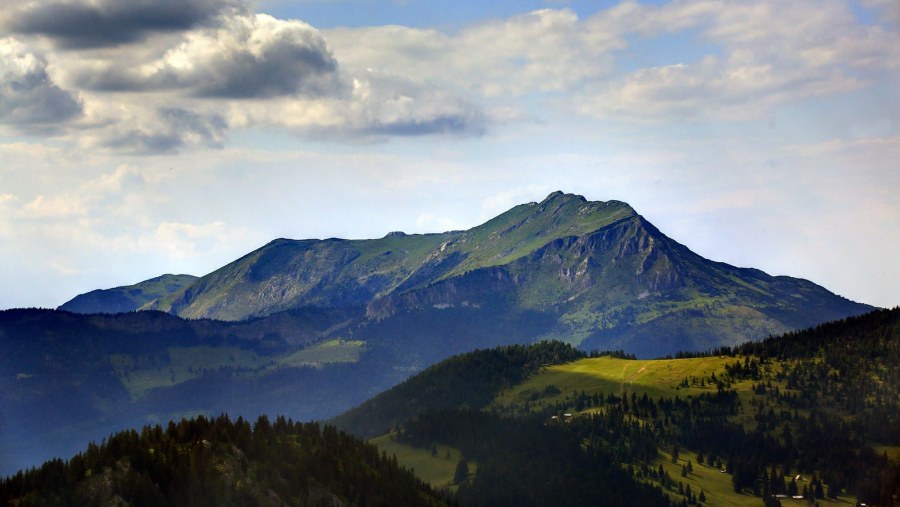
[540, 191, 587, 205]
[534, 192, 635, 218]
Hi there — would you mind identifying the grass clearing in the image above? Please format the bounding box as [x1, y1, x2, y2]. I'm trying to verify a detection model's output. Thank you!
[874, 446, 900, 463]
[113, 340, 365, 398]
[655, 449, 858, 507]
[115, 346, 267, 398]
[657, 448, 759, 507]
[493, 356, 739, 411]
[370, 433, 475, 491]
[276, 339, 365, 367]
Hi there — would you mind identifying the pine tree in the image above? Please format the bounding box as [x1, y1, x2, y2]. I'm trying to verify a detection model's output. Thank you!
[453, 458, 469, 484]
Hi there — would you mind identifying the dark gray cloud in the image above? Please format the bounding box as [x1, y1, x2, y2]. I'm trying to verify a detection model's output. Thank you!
[77, 14, 341, 99]
[4, 0, 246, 48]
[193, 33, 338, 98]
[364, 113, 485, 137]
[0, 39, 82, 130]
[100, 108, 227, 154]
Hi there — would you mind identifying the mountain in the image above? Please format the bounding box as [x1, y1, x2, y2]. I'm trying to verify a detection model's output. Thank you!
[143, 193, 637, 320]
[137, 191, 871, 356]
[3, 192, 876, 477]
[59, 274, 198, 314]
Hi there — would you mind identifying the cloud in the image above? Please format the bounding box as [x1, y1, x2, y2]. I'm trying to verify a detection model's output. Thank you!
[0, 38, 82, 130]
[860, 0, 900, 24]
[89, 107, 228, 154]
[577, 56, 865, 121]
[415, 212, 469, 233]
[21, 165, 154, 220]
[225, 69, 485, 138]
[573, 0, 900, 121]
[325, 8, 617, 98]
[0, 194, 19, 237]
[2, 0, 247, 48]
[152, 221, 232, 258]
[3, 1, 897, 147]
[78, 14, 340, 99]
[345, 71, 485, 137]
[61, 12, 483, 143]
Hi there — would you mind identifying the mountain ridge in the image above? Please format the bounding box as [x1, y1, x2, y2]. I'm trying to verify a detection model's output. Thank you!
[139, 191, 638, 321]
[58, 274, 197, 314]
[63, 191, 873, 355]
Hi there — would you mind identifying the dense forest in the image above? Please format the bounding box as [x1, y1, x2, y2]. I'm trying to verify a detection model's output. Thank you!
[0, 415, 445, 506]
[399, 409, 672, 507]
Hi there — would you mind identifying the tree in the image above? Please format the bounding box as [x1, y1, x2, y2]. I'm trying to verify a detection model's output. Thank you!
[814, 479, 824, 499]
[454, 458, 469, 484]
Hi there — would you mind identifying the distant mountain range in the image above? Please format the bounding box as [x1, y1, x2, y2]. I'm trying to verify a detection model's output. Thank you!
[60, 191, 872, 356]
[4, 191, 875, 476]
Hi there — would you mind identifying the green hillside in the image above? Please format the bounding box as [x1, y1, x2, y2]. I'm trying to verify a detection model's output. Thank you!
[331, 341, 586, 438]
[58, 274, 197, 314]
[340, 309, 900, 506]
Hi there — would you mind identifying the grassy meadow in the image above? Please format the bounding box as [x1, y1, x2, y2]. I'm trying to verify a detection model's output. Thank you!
[370, 433, 475, 491]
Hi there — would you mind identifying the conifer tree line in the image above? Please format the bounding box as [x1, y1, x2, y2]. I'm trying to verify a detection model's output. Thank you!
[0, 414, 445, 506]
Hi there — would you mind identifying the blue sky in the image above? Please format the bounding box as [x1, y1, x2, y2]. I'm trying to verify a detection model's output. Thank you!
[0, 0, 897, 309]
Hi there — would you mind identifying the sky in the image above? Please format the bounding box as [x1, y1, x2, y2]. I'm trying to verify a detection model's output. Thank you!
[0, 0, 898, 310]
